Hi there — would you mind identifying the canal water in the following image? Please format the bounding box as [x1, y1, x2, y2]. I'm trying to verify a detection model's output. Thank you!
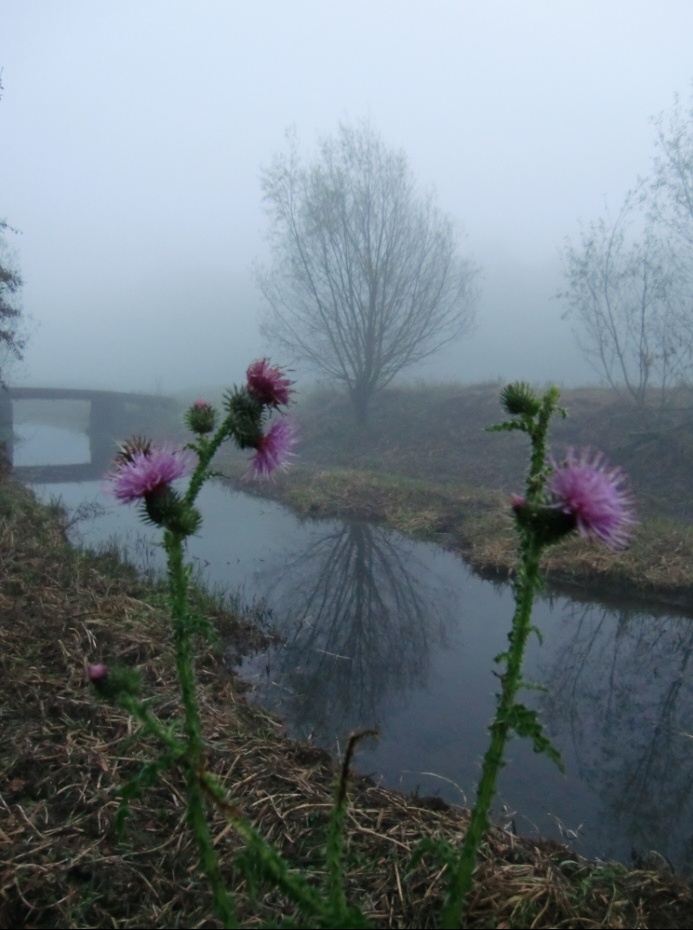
[13, 420, 693, 874]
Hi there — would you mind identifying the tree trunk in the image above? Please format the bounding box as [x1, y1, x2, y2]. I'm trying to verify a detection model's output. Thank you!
[349, 386, 371, 427]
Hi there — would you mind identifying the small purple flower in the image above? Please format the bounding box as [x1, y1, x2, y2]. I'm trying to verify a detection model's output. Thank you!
[246, 358, 293, 408]
[106, 444, 197, 503]
[548, 447, 636, 550]
[250, 419, 297, 478]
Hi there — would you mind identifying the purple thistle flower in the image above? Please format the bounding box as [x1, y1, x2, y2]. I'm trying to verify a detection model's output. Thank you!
[548, 447, 636, 550]
[246, 358, 293, 408]
[106, 444, 197, 503]
[250, 419, 297, 478]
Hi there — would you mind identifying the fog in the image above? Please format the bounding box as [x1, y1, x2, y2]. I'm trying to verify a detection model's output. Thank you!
[2, 0, 692, 393]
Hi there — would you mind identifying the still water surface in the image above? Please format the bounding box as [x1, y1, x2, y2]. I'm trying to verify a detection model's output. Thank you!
[16, 422, 693, 873]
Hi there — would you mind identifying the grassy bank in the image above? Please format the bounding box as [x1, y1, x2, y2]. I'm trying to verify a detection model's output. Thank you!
[227, 464, 693, 612]
[217, 381, 693, 608]
[3, 465, 693, 926]
[286, 382, 693, 522]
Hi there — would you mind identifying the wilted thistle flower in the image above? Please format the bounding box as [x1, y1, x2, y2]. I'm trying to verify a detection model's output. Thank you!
[246, 358, 293, 408]
[106, 444, 197, 503]
[547, 447, 636, 550]
[185, 399, 217, 435]
[250, 419, 297, 477]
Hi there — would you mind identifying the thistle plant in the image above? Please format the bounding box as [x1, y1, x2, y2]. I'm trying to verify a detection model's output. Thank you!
[441, 382, 636, 927]
[89, 371, 636, 929]
[90, 361, 369, 928]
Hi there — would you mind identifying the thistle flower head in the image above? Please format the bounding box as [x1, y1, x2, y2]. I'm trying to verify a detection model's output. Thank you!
[106, 443, 197, 503]
[249, 418, 297, 478]
[548, 447, 636, 550]
[246, 358, 293, 408]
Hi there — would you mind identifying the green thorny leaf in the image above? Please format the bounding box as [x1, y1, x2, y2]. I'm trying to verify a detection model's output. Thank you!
[486, 418, 527, 434]
[499, 703, 563, 770]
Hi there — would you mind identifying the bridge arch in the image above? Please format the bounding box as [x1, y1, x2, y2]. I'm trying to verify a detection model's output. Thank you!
[0, 388, 178, 482]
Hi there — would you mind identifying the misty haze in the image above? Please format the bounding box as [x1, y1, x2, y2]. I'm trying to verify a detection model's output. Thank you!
[3, 2, 693, 927]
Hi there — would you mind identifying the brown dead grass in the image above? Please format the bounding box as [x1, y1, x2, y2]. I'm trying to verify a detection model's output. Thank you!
[3, 466, 693, 927]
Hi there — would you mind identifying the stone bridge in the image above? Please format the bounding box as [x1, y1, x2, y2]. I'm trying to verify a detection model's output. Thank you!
[0, 387, 178, 482]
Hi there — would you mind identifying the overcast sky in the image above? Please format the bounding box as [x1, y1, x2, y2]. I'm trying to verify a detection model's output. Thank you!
[2, 0, 693, 393]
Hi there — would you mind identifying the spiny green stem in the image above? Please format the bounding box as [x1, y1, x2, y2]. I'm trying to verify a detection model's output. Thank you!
[444, 387, 560, 928]
[527, 387, 563, 501]
[118, 688, 324, 925]
[442, 539, 541, 928]
[165, 529, 237, 928]
[118, 695, 184, 754]
[326, 731, 376, 922]
[187, 769, 237, 928]
[185, 416, 235, 505]
[122, 522, 336, 925]
[200, 771, 332, 921]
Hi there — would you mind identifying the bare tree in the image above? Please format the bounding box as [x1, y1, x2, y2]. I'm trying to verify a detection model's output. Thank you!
[651, 90, 693, 250]
[560, 198, 688, 409]
[0, 76, 26, 388]
[0, 218, 25, 388]
[257, 121, 479, 424]
[561, 90, 693, 413]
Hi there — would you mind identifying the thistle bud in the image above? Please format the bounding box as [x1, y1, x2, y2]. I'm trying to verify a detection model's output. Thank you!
[87, 662, 141, 700]
[88, 663, 108, 682]
[223, 388, 264, 449]
[500, 382, 542, 417]
[185, 399, 217, 435]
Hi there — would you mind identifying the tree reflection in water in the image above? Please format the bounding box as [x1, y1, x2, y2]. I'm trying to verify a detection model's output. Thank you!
[243, 520, 452, 747]
[539, 598, 693, 867]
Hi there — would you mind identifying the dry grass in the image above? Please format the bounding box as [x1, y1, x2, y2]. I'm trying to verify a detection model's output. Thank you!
[3, 468, 693, 927]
